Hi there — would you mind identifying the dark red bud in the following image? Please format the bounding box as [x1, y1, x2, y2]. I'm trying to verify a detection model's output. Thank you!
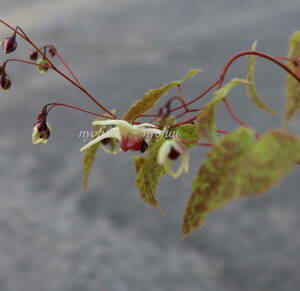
[0, 74, 11, 91]
[48, 47, 57, 57]
[168, 146, 181, 160]
[2, 37, 17, 54]
[37, 121, 51, 140]
[29, 51, 39, 61]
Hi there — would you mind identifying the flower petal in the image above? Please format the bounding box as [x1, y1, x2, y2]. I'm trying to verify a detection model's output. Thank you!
[80, 127, 121, 152]
[168, 152, 190, 179]
[157, 140, 173, 165]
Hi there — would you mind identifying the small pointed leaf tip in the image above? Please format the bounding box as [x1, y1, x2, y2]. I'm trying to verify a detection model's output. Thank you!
[246, 41, 277, 114]
[284, 31, 300, 125]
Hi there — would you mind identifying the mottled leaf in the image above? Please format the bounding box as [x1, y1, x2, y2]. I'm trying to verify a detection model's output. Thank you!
[182, 128, 300, 237]
[123, 69, 201, 122]
[238, 130, 300, 196]
[246, 41, 277, 114]
[182, 127, 255, 237]
[284, 31, 300, 125]
[134, 137, 166, 214]
[197, 78, 249, 143]
[172, 124, 200, 148]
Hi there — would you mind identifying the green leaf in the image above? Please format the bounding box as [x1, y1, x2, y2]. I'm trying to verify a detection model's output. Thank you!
[246, 41, 277, 114]
[123, 69, 201, 122]
[134, 137, 167, 214]
[182, 127, 255, 237]
[82, 123, 102, 191]
[82, 141, 100, 192]
[180, 69, 202, 82]
[284, 31, 300, 125]
[172, 124, 200, 148]
[82, 112, 116, 191]
[238, 130, 300, 196]
[196, 78, 249, 143]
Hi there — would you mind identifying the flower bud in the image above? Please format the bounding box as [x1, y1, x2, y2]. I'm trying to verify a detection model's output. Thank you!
[168, 146, 181, 160]
[32, 120, 51, 144]
[2, 36, 17, 54]
[29, 51, 39, 61]
[48, 47, 57, 57]
[37, 58, 49, 74]
[0, 74, 11, 91]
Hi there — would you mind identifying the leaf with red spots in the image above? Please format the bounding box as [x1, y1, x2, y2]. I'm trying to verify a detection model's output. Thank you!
[182, 128, 300, 237]
[284, 31, 300, 125]
[182, 127, 255, 237]
[134, 137, 166, 214]
[237, 130, 300, 196]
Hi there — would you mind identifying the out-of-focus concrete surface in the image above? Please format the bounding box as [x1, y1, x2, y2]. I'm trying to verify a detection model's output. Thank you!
[1, 1, 300, 290]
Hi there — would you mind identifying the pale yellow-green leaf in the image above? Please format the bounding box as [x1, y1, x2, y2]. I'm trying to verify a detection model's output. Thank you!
[284, 31, 300, 125]
[82, 112, 116, 191]
[179, 69, 202, 83]
[246, 41, 277, 114]
[182, 127, 255, 237]
[123, 69, 201, 122]
[197, 78, 249, 143]
[134, 137, 166, 214]
[82, 123, 103, 191]
[82, 141, 100, 192]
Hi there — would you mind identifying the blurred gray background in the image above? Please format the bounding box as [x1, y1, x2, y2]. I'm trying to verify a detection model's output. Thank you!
[1, 0, 300, 290]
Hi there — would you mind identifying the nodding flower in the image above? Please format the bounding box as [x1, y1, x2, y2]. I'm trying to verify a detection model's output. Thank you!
[32, 120, 51, 144]
[0, 74, 11, 91]
[80, 120, 162, 153]
[2, 34, 17, 54]
[157, 138, 189, 178]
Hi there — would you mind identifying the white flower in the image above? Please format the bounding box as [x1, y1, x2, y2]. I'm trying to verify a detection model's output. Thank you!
[157, 138, 189, 178]
[80, 120, 162, 153]
[32, 121, 51, 145]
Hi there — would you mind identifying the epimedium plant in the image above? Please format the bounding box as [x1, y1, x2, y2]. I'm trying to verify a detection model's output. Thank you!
[1, 19, 300, 237]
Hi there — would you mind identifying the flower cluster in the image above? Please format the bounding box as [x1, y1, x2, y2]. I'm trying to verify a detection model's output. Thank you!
[2, 19, 300, 236]
[80, 120, 190, 178]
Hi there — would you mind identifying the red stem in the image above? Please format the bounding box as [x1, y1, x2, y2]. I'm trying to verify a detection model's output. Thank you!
[51, 47, 82, 86]
[45, 102, 114, 119]
[0, 19, 116, 118]
[174, 50, 300, 127]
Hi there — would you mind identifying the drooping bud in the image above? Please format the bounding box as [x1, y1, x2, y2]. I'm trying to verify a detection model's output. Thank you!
[2, 35, 17, 54]
[0, 74, 11, 91]
[32, 120, 51, 144]
[29, 51, 39, 61]
[48, 47, 57, 57]
[37, 58, 49, 74]
[168, 146, 181, 160]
